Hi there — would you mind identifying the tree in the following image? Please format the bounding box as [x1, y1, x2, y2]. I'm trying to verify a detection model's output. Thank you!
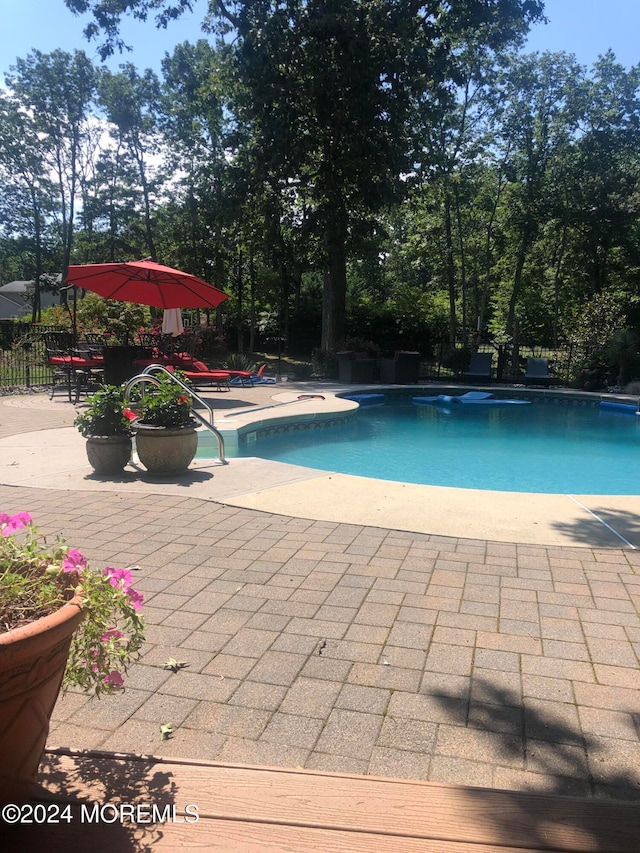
[564, 52, 640, 297]
[5, 50, 99, 281]
[0, 91, 59, 319]
[489, 51, 584, 366]
[98, 63, 163, 260]
[64, 0, 544, 352]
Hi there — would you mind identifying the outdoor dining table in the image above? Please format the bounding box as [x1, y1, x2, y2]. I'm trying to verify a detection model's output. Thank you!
[101, 345, 152, 386]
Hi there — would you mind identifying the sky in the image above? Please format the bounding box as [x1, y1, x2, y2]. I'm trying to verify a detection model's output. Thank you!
[1, 0, 640, 81]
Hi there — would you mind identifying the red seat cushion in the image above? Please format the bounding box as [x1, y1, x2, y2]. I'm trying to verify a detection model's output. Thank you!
[49, 355, 103, 368]
[184, 371, 230, 381]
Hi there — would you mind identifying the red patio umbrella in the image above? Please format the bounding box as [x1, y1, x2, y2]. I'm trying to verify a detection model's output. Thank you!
[65, 259, 229, 309]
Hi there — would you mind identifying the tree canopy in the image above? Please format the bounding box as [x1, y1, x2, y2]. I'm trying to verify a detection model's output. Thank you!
[2, 0, 640, 383]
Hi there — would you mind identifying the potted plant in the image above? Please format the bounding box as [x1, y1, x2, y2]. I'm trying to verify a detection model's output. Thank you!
[132, 373, 198, 475]
[74, 385, 135, 474]
[0, 511, 144, 803]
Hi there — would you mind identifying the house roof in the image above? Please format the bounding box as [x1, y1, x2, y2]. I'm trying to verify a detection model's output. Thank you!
[0, 280, 36, 294]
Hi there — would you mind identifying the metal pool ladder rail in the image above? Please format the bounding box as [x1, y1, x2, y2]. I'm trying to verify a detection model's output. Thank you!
[123, 364, 227, 464]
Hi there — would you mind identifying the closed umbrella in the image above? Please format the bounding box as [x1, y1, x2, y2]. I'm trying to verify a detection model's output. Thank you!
[161, 307, 184, 337]
[65, 259, 228, 309]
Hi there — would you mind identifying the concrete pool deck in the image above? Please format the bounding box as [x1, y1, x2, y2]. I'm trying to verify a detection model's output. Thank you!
[1, 383, 640, 549]
[1, 383, 640, 803]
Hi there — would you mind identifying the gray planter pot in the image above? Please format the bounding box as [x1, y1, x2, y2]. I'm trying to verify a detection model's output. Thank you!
[85, 435, 132, 475]
[134, 423, 198, 476]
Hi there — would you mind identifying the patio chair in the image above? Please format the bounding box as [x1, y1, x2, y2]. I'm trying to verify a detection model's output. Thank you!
[136, 331, 161, 350]
[183, 372, 231, 391]
[169, 356, 231, 390]
[464, 352, 493, 384]
[250, 364, 276, 384]
[229, 364, 274, 385]
[524, 357, 555, 387]
[44, 337, 74, 401]
[44, 334, 104, 403]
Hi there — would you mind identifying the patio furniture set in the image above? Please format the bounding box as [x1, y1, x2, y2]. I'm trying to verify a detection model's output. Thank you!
[337, 348, 558, 388]
[44, 330, 268, 402]
[464, 353, 558, 387]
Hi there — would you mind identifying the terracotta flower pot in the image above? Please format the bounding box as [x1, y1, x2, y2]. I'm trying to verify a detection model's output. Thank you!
[134, 423, 198, 476]
[86, 435, 132, 474]
[0, 595, 84, 804]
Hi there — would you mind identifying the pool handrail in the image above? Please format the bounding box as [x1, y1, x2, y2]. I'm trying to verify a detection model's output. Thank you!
[123, 364, 227, 464]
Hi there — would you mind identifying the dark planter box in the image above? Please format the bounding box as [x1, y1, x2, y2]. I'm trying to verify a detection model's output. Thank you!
[337, 352, 378, 383]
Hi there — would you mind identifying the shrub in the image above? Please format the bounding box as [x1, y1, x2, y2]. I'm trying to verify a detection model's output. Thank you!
[74, 385, 133, 437]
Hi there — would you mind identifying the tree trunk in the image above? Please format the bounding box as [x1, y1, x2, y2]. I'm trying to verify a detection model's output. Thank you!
[453, 183, 467, 341]
[30, 186, 42, 324]
[321, 224, 347, 352]
[235, 247, 244, 352]
[551, 224, 568, 348]
[136, 148, 157, 262]
[248, 248, 256, 354]
[444, 190, 457, 347]
[506, 235, 530, 375]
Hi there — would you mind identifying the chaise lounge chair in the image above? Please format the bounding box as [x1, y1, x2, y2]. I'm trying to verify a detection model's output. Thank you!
[183, 368, 232, 391]
[464, 352, 493, 384]
[524, 357, 555, 388]
[228, 364, 275, 385]
[174, 355, 270, 389]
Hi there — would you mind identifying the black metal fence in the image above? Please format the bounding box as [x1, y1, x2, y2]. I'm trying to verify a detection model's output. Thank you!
[420, 342, 581, 386]
[0, 322, 584, 393]
[0, 341, 55, 390]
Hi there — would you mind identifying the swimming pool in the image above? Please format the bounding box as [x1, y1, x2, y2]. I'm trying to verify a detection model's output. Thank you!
[198, 396, 640, 494]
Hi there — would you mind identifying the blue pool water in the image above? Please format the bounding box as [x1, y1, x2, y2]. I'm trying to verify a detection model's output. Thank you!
[201, 399, 640, 494]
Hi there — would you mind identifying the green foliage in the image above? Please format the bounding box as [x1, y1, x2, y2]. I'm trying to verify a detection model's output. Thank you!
[569, 290, 627, 348]
[312, 347, 338, 380]
[39, 295, 151, 341]
[5, 7, 640, 362]
[75, 294, 150, 340]
[606, 328, 640, 385]
[135, 374, 194, 428]
[1, 525, 71, 629]
[194, 326, 227, 362]
[577, 371, 607, 392]
[293, 362, 314, 380]
[1, 512, 144, 696]
[224, 352, 256, 372]
[340, 337, 380, 358]
[442, 347, 472, 374]
[74, 385, 133, 437]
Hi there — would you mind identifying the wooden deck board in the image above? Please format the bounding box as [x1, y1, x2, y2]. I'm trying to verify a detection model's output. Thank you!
[4, 809, 564, 853]
[5, 749, 639, 852]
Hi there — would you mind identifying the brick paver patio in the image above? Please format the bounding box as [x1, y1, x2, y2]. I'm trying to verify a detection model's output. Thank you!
[2, 393, 640, 801]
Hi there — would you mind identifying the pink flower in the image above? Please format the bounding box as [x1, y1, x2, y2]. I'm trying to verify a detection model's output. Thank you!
[123, 408, 137, 421]
[0, 511, 32, 536]
[62, 549, 87, 574]
[103, 671, 124, 689]
[127, 587, 144, 611]
[101, 629, 125, 644]
[104, 567, 133, 591]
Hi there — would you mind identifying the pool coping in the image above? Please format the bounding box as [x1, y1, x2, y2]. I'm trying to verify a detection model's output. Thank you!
[220, 384, 640, 550]
[1, 384, 640, 549]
